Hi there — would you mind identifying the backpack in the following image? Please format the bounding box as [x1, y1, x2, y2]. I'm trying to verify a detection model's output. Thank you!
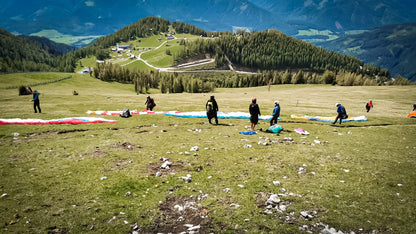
[340, 106, 348, 119]
[120, 109, 131, 118]
[207, 101, 213, 112]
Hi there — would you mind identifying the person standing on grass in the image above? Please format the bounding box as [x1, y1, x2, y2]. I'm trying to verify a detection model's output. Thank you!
[270, 100, 280, 126]
[333, 103, 348, 125]
[249, 98, 261, 131]
[145, 96, 156, 111]
[31, 90, 41, 113]
[366, 100, 373, 112]
[206, 95, 219, 124]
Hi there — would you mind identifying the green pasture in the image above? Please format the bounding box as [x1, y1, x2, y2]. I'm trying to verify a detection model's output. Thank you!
[124, 60, 156, 71]
[76, 56, 98, 72]
[0, 73, 415, 233]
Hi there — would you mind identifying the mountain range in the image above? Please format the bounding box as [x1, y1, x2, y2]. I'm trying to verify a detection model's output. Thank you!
[1, 0, 415, 80]
[1, 0, 415, 38]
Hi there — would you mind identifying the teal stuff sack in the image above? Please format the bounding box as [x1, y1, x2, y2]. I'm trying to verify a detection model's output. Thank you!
[267, 124, 283, 133]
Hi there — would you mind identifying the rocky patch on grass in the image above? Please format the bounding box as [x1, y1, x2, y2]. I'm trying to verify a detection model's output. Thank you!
[91, 146, 107, 158]
[146, 158, 196, 177]
[255, 192, 338, 233]
[256, 136, 295, 146]
[132, 196, 213, 233]
[112, 142, 141, 151]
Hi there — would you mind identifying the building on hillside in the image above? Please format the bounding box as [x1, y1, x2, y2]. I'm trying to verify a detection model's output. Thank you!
[166, 35, 174, 40]
[116, 43, 133, 52]
[80, 67, 91, 74]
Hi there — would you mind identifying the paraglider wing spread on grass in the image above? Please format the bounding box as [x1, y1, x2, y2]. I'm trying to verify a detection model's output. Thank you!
[291, 114, 367, 122]
[0, 117, 117, 125]
[407, 110, 416, 118]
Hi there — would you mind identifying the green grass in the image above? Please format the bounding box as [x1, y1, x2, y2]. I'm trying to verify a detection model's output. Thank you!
[76, 56, 98, 72]
[124, 60, 156, 71]
[1, 73, 416, 233]
[296, 29, 339, 41]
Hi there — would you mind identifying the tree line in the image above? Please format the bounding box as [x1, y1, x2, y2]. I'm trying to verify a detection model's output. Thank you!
[94, 61, 413, 96]
[94, 62, 215, 93]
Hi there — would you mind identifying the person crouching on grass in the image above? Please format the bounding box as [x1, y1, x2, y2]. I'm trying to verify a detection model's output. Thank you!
[366, 100, 373, 112]
[333, 103, 348, 125]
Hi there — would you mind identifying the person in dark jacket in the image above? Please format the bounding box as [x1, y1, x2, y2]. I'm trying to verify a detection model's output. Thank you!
[333, 103, 348, 124]
[366, 100, 373, 112]
[270, 100, 280, 126]
[31, 90, 41, 113]
[145, 96, 156, 111]
[249, 98, 261, 130]
[206, 95, 219, 124]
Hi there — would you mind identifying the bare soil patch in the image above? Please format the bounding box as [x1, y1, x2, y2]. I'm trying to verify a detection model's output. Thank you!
[112, 142, 141, 151]
[92, 147, 107, 158]
[27, 129, 88, 137]
[135, 196, 214, 233]
[145, 159, 192, 177]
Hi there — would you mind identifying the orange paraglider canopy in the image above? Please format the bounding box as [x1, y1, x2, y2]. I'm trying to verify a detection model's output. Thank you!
[408, 110, 416, 118]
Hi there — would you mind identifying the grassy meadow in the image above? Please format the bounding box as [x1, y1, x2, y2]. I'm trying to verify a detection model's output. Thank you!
[0, 72, 415, 233]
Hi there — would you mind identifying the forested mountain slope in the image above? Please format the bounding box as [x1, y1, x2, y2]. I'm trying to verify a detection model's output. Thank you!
[318, 23, 416, 81]
[0, 28, 74, 72]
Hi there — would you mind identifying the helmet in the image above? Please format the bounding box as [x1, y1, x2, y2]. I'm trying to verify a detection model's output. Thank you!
[252, 98, 257, 102]
[274, 100, 279, 104]
[335, 103, 340, 107]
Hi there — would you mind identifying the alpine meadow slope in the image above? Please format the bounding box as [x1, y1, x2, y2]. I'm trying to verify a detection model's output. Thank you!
[0, 73, 415, 232]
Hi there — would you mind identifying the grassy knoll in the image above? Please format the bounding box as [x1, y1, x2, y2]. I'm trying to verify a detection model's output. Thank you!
[0, 73, 415, 233]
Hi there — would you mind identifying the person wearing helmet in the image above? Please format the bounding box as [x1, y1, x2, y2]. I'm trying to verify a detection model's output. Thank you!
[270, 100, 280, 126]
[206, 95, 219, 124]
[249, 98, 261, 130]
[145, 96, 156, 111]
[333, 103, 348, 124]
[365, 100, 373, 112]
